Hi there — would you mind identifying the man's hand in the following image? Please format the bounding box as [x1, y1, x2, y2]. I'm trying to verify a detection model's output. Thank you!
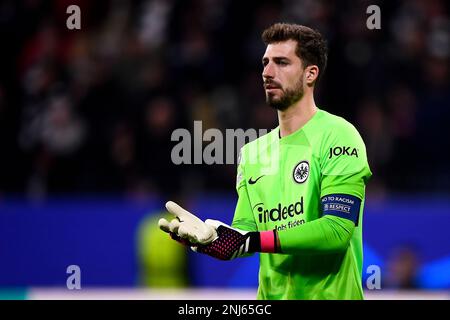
[159, 201, 278, 260]
[194, 220, 260, 260]
[158, 201, 218, 245]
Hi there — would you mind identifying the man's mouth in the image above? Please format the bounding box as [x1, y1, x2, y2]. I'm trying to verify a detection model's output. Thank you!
[264, 83, 281, 90]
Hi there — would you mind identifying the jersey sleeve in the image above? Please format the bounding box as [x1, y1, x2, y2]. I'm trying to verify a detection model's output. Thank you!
[231, 148, 258, 231]
[320, 121, 372, 199]
[278, 215, 355, 254]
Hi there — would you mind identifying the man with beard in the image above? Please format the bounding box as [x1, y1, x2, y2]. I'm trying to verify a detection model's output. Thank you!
[160, 23, 372, 299]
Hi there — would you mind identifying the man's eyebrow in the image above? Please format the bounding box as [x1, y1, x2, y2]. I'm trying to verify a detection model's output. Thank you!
[273, 56, 290, 61]
[262, 56, 291, 63]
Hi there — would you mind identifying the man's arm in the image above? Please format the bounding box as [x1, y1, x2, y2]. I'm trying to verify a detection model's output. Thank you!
[277, 211, 355, 254]
[194, 190, 361, 259]
[159, 192, 360, 260]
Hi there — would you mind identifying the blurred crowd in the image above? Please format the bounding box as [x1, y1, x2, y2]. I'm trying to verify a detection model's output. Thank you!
[0, 0, 448, 199]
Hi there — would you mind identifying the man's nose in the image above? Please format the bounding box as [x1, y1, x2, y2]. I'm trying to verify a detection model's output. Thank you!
[262, 62, 275, 79]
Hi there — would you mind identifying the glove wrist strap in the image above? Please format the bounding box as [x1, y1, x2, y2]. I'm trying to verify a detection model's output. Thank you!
[248, 230, 278, 253]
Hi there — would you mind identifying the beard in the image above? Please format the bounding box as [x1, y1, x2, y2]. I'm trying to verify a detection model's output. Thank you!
[265, 77, 304, 111]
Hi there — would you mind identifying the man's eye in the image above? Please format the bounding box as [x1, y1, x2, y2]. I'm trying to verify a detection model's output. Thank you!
[278, 61, 288, 66]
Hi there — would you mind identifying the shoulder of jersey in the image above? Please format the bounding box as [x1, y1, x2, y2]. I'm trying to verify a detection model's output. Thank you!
[318, 110, 362, 138]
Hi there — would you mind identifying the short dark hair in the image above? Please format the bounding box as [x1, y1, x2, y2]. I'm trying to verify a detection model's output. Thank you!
[262, 23, 328, 82]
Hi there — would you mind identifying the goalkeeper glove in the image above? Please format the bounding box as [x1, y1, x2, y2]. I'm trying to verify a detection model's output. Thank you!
[159, 201, 279, 260]
[193, 219, 274, 260]
[158, 201, 217, 245]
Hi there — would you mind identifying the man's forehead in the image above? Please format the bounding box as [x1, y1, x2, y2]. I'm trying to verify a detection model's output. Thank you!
[263, 39, 298, 59]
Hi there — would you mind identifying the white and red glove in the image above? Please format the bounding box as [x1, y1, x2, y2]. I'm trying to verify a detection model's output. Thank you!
[159, 201, 279, 260]
[158, 201, 217, 245]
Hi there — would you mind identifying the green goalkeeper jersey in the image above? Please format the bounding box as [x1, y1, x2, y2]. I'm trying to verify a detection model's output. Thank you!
[232, 108, 372, 300]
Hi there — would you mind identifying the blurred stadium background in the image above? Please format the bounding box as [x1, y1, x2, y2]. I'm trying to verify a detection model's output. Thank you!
[0, 0, 449, 300]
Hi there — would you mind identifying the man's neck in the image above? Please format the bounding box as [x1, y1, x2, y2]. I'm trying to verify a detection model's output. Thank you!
[278, 93, 318, 138]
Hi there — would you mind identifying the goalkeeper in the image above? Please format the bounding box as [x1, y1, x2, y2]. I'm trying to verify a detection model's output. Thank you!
[160, 23, 372, 300]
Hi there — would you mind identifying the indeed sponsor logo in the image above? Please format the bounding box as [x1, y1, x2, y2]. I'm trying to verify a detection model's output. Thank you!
[254, 198, 304, 223]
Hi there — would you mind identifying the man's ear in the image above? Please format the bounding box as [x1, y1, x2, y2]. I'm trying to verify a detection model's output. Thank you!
[305, 65, 319, 86]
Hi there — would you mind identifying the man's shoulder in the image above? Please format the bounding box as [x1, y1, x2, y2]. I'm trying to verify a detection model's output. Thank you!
[315, 109, 364, 143]
[318, 109, 372, 178]
[318, 109, 358, 131]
